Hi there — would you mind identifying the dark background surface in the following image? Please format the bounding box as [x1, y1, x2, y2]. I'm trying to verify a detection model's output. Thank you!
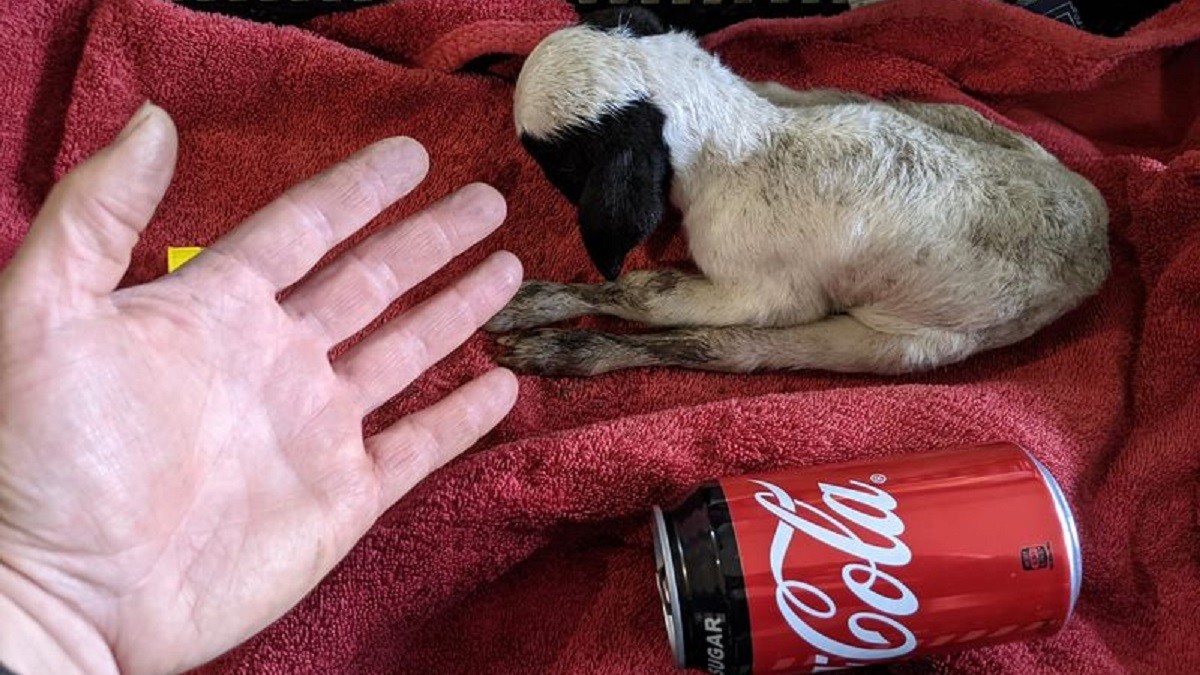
[170, 0, 1179, 37]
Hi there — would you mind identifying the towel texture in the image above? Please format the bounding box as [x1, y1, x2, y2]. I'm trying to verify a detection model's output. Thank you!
[2, 0, 1199, 673]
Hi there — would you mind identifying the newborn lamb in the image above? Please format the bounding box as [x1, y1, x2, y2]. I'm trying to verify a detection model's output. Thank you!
[485, 8, 1110, 377]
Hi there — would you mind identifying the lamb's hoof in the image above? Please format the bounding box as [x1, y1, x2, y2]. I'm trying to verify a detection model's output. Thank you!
[483, 281, 582, 333]
[494, 329, 619, 377]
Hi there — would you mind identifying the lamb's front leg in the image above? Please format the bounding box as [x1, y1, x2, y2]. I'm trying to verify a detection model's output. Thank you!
[483, 270, 796, 332]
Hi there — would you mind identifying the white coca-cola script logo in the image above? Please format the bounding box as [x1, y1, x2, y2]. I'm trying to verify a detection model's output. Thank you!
[750, 478, 919, 668]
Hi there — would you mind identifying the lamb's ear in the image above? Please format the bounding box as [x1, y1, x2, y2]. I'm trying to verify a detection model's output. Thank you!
[581, 7, 667, 37]
[578, 141, 671, 281]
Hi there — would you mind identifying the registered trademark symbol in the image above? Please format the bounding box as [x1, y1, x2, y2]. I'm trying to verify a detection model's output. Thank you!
[870, 473, 887, 484]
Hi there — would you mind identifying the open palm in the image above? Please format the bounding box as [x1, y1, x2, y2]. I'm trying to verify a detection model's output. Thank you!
[0, 103, 521, 675]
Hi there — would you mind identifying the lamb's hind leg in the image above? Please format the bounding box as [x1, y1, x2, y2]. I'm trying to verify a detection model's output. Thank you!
[750, 79, 1048, 156]
[483, 269, 809, 332]
[496, 315, 980, 377]
[885, 100, 1052, 157]
[747, 80, 873, 108]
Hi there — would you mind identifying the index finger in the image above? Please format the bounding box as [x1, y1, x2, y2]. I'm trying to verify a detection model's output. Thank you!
[199, 136, 429, 290]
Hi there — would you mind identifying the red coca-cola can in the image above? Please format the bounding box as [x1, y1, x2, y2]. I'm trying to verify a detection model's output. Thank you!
[650, 441, 1081, 673]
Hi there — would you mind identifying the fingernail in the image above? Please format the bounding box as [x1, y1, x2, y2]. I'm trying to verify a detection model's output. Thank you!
[379, 136, 429, 183]
[453, 183, 507, 222]
[382, 136, 428, 167]
[488, 250, 524, 287]
[502, 369, 520, 402]
[391, 136, 425, 158]
[116, 101, 157, 142]
[491, 367, 520, 403]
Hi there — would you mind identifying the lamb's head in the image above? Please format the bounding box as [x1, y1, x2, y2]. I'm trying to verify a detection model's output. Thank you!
[513, 7, 675, 281]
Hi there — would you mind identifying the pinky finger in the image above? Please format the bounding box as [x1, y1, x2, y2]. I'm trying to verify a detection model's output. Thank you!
[366, 367, 519, 510]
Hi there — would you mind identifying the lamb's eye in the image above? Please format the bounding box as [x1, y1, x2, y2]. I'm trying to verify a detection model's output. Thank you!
[546, 163, 587, 204]
[520, 134, 593, 204]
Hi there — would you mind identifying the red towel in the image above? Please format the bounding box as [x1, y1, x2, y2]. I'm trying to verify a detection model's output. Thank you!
[3, 0, 1199, 673]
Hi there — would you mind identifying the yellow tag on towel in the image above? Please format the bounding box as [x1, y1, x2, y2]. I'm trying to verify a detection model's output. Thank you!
[167, 246, 204, 272]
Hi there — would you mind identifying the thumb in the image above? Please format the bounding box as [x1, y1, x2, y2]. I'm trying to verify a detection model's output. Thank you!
[6, 101, 178, 307]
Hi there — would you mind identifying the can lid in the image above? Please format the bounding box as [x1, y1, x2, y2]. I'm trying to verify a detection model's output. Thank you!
[651, 505, 687, 669]
[1026, 452, 1083, 622]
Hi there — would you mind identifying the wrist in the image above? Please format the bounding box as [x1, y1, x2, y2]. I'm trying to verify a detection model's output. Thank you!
[0, 562, 118, 675]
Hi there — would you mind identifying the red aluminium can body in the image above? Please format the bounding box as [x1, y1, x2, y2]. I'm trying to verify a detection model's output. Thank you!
[651, 442, 1081, 673]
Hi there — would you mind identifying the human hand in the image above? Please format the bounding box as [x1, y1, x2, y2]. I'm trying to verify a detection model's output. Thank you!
[0, 103, 521, 674]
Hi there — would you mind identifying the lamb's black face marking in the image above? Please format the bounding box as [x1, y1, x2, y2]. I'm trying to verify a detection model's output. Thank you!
[520, 99, 672, 281]
[580, 7, 666, 37]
